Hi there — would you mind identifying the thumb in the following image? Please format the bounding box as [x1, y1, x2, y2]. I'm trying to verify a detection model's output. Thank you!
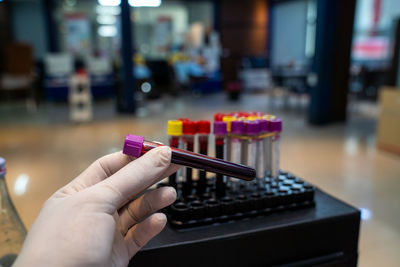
[89, 146, 173, 210]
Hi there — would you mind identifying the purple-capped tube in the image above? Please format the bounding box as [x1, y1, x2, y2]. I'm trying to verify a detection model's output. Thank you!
[245, 121, 260, 189]
[230, 120, 245, 192]
[270, 118, 282, 178]
[214, 121, 228, 197]
[257, 119, 268, 187]
[261, 119, 272, 177]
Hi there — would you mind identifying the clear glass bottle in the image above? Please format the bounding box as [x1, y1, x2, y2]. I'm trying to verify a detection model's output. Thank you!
[0, 157, 27, 266]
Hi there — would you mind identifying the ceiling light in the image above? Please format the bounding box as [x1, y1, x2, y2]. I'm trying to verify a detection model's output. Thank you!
[97, 15, 117, 24]
[98, 25, 117, 37]
[98, 0, 121, 6]
[128, 0, 161, 7]
[96, 5, 121, 15]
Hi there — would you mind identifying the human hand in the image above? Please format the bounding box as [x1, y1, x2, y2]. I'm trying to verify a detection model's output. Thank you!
[14, 146, 179, 267]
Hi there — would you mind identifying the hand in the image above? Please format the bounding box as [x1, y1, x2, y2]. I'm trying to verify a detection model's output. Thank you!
[14, 146, 179, 267]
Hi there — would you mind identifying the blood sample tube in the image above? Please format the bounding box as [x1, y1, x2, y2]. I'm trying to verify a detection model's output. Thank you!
[213, 121, 227, 197]
[269, 118, 282, 178]
[167, 120, 183, 188]
[214, 113, 226, 122]
[222, 115, 235, 161]
[229, 120, 245, 192]
[237, 111, 250, 118]
[247, 116, 260, 121]
[244, 120, 260, 189]
[233, 112, 246, 121]
[250, 111, 264, 117]
[262, 117, 273, 177]
[256, 119, 268, 188]
[123, 134, 256, 181]
[181, 120, 197, 195]
[196, 120, 210, 194]
[262, 114, 276, 120]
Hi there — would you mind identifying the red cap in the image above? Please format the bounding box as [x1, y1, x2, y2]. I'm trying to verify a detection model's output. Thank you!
[197, 120, 210, 134]
[182, 120, 197, 135]
[178, 118, 190, 122]
[237, 111, 250, 117]
[250, 111, 264, 116]
[214, 113, 225, 121]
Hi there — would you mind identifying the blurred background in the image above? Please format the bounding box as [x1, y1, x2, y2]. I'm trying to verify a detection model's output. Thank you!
[0, 0, 400, 266]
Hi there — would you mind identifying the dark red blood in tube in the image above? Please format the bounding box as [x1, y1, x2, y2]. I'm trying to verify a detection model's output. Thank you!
[185, 137, 194, 193]
[168, 136, 179, 188]
[197, 120, 210, 194]
[181, 120, 196, 195]
[215, 137, 225, 197]
[123, 135, 255, 181]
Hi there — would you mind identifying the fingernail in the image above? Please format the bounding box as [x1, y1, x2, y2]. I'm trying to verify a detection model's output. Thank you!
[154, 212, 167, 224]
[166, 186, 177, 200]
[163, 145, 171, 154]
[159, 146, 171, 163]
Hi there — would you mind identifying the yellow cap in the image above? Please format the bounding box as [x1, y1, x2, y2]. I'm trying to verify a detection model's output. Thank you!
[262, 114, 276, 120]
[222, 116, 236, 132]
[247, 116, 261, 121]
[167, 120, 183, 136]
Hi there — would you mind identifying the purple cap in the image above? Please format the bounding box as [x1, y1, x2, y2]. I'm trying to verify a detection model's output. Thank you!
[269, 118, 282, 132]
[123, 134, 144, 158]
[258, 119, 268, 133]
[231, 120, 244, 134]
[245, 120, 260, 135]
[213, 121, 227, 135]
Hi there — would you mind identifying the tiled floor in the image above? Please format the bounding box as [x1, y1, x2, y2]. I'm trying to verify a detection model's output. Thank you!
[1, 93, 399, 266]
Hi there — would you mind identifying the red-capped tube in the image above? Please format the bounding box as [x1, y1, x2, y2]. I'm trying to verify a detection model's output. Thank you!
[196, 120, 210, 194]
[181, 120, 197, 195]
[213, 113, 226, 122]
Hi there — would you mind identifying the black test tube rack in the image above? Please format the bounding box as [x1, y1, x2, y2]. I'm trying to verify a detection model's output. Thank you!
[158, 170, 316, 229]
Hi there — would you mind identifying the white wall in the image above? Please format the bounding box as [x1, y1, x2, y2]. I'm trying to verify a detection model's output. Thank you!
[133, 0, 213, 58]
[270, 0, 309, 67]
[11, 0, 47, 60]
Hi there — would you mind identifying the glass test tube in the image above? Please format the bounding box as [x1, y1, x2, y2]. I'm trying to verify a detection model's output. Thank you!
[245, 120, 260, 190]
[214, 113, 226, 122]
[123, 135, 256, 181]
[167, 120, 183, 188]
[229, 120, 245, 193]
[256, 119, 269, 188]
[262, 115, 275, 177]
[181, 120, 197, 195]
[222, 116, 235, 161]
[269, 118, 282, 178]
[213, 121, 227, 197]
[196, 120, 210, 194]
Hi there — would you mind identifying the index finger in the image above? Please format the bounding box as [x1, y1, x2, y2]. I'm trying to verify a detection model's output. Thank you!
[91, 146, 174, 209]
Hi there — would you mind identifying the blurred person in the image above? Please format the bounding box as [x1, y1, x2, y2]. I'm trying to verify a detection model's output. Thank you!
[14, 146, 179, 267]
[133, 53, 151, 80]
[168, 45, 205, 87]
